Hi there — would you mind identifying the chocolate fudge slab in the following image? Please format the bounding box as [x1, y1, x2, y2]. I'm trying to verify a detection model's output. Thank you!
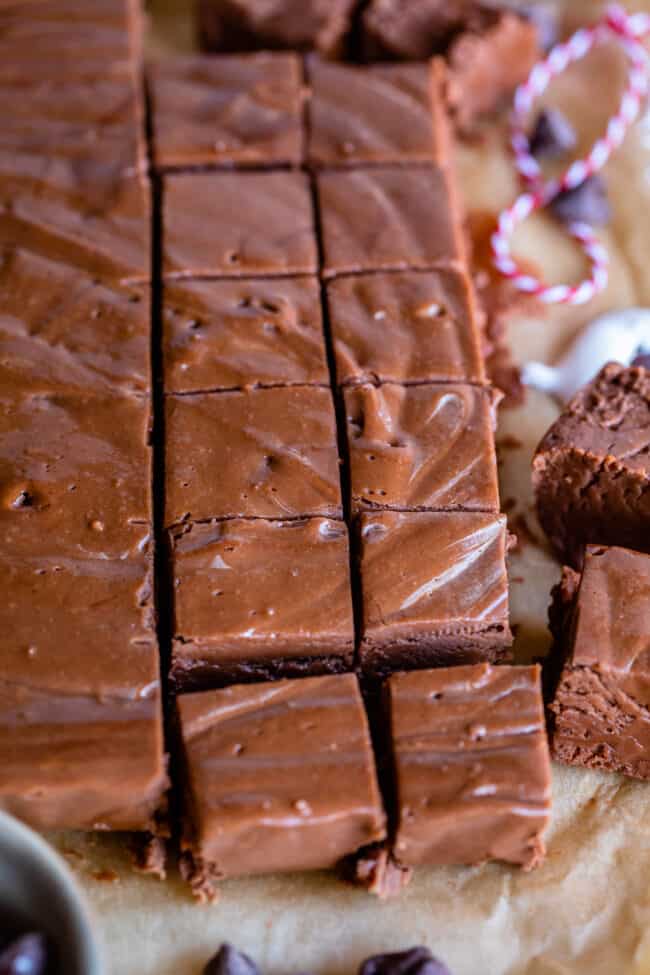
[533, 363, 650, 568]
[0, 551, 167, 831]
[361, 0, 473, 60]
[162, 171, 318, 279]
[387, 664, 551, 870]
[0, 246, 150, 397]
[0, 388, 151, 559]
[548, 545, 650, 779]
[177, 674, 386, 899]
[344, 383, 500, 513]
[326, 270, 486, 386]
[0, 156, 150, 285]
[316, 167, 465, 278]
[163, 277, 328, 394]
[169, 518, 354, 688]
[307, 59, 442, 168]
[0, 76, 142, 172]
[150, 53, 304, 171]
[164, 386, 342, 525]
[197, 0, 357, 58]
[358, 511, 512, 675]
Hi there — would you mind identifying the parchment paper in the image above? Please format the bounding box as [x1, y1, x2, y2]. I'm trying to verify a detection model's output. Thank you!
[47, 3, 650, 972]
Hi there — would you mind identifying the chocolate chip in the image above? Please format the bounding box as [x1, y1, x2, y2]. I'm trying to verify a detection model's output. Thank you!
[0, 933, 48, 975]
[10, 490, 33, 509]
[529, 108, 576, 160]
[359, 947, 452, 975]
[550, 175, 610, 226]
[204, 944, 260, 975]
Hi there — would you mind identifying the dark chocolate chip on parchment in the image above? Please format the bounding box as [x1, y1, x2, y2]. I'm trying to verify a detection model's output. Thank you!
[359, 946, 452, 975]
[550, 175, 610, 226]
[204, 944, 260, 975]
[530, 108, 576, 159]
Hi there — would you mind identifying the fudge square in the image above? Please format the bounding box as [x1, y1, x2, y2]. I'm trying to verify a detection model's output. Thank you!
[307, 58, 445, 168]
[149, 53, 304, 171]
[386, 664, 551, 870]
[164, 386, 342, 525]
[163, 277, 328, 394]
[533, 363, 650, 568]
[316, 167, 465, 278]
[169, 517, 354, 689]
[344, 382, 500, 514]
[197, 0, 357, 58]
[177, 674, 387, 900]
[549, 544, 650, 780]
[358, 510, 512, 675]
[162, 171, 318, 278]
[0, 550, 167, 831]
[325, 269, 486, 386]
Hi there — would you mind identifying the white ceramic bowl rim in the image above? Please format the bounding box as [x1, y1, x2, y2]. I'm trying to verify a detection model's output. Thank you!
[0, 811, 103, 975]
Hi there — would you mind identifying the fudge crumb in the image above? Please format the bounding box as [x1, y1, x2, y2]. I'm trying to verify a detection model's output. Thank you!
[347, 843, 412, 899]
[133, 833, 167, 880]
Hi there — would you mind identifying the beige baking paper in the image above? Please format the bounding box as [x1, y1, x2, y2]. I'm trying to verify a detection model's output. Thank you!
[44, 2, 650, 972]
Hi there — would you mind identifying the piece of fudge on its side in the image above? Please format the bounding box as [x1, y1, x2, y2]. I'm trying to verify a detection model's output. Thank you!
[149, 53, 304, 171]
[168, 517, 355, 690]
[386, 664, 552, 871]
[357, 510, 513, 677]
[197, 0, 358, 59]
[548, 544, 650, 780]
[176, 674, 387, 902]
[533, 363, 650, 568]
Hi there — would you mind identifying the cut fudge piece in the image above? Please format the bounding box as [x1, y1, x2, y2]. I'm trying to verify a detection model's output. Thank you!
[163, 277, 328, 394]
[361, 2, 539, 135]
[149, 53, 304, 171]
[387, 664, 551, 870]
[197, 0, 357, 58]
[164, 386, 342, 525]
[317, 167, 465, 278]
[0, 387, 151, 560]
[533, 363, 650, 568]
[163, 170, 318, 278]
[445, 11, 539, 135]
[0, 245, 150, 396]
[361, 0, 474, 60]
[358, 510, 512, 675]
[0, 550, 167, 831]
[344, 383, 499, 513]
[326, 270, 485, 386]
[548, 545, 650, 779]
[307, 59, 443, 167]
[177, 674, 386, 900]
[0, 155, 150, 284]
[169, 517, 354, 688]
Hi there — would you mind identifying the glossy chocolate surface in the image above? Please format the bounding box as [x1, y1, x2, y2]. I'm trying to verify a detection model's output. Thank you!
[307, 59, 440, 167]
[0, 245, 150, 396]
[165, 386, 342, 524]
[0, 550, 167, 830]
[317, 167, 464, 277]
[344, 382, 499, 512]
[178, 674, 386, 890]
[170, 518, 354, 686]
[163, 277, 328, 393]
[326, 269, 485, 386]
[358, 510, 512, 674]
[550, 545, 650, 779]
[163, 170, 318, 278]
[388, 664, 551, 869]
[150, 53, 304, 170]
[0, 388, 151, 559]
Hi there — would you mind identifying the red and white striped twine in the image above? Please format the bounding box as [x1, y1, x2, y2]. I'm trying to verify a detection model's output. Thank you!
[491, 3, 650, 306]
